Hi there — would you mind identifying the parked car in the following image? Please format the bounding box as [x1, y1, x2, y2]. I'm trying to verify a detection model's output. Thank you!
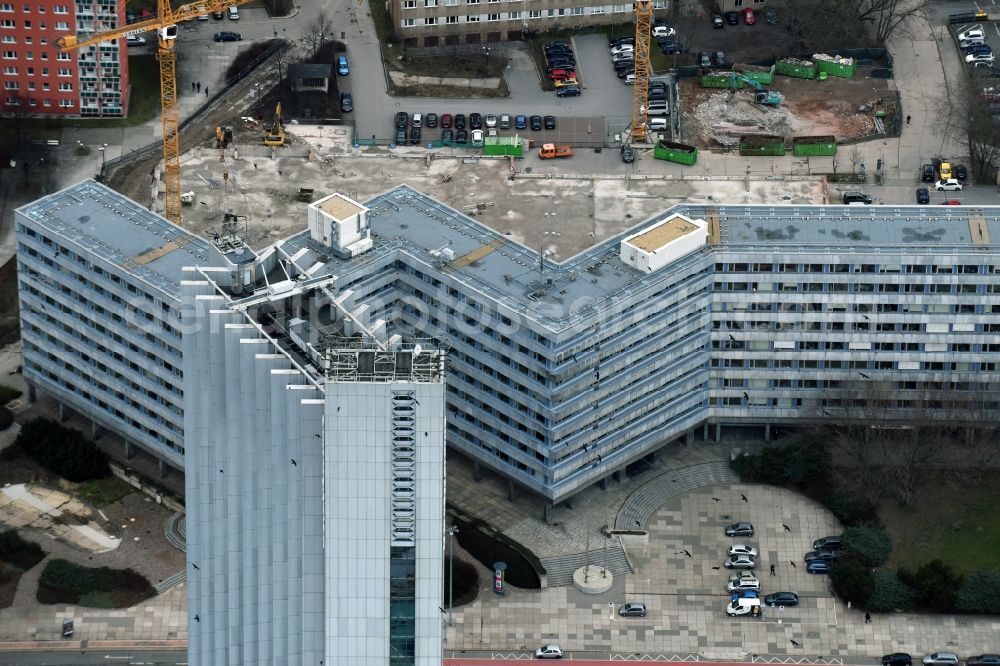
[454, 113, 466, 129]
[536, 645, 563, 659]
[935, 178, 963, 191]
[611, 44, 634, 56]
[958, 27, 985, 42]
[425, 113, 438, 128]
[471, 129, 484, 147]
[554, 76, 579, 87]
[512, 115, 525, 129]
[652, 23, 675, 38]
[660, 38, 683, 55]
[920, 163, 935, 182]
[213, 31, 241, 42]
[713, 50, 727, 66]
[395, 128, 407, 145]
[725, 10, 739, 24]
[648, 116, 669, 131]
[922, 654, 960, 666]
[441, 129, 454, 142]
[968, 657, 1000, 666]
[621, 144, 635, 163]
[744, 7, 756, 24]
[967, 53, 996, 65]
[916, 187, 930, 204]
[941, 199, 962, 205]
[411, 112, 422, 128]
[618, 602, 646, 617]
[439, 113, 453, 128]
[556, 85, 581, 97]
[697, 51, 711, 68]
[726, 522, 754, 537]
[409, 127, 421, 145]
[954, 164, 968, 181]
[616, 67, 635, 79]
[455, 129, 468, 144]
[340, 92, 353, 113]
[804, 549, 841, 562]
[965, 44, 992, 56]
[763, 591, 799, 606]
[126, 35, 147, 46]
[545, 40, 569, 49]
[813, 535, 843, 550]
[712, 13, 724, 28]
[395, 111, 408, 129]
[499, 114, 512, 129]
[960, 37, 987, 49]
[731, 590, 759, 601]
[548, 69, 575, 80]
[842, 191, 872, 204]
[470, 113, 483, 129]
[727, 572, 761, 592]
[728, 544, 758, 557]
[765, 7, 778, 24]
[610, 36, 634, 47]
[544, 115, 556, 129]
[337, 54, 349, 75]
[806, 559, 831, 574]
[212, 9, 224, 19]
[530, 115, 543, 130]
[724, 554, 757, 569]
[883, 654, 913, 666]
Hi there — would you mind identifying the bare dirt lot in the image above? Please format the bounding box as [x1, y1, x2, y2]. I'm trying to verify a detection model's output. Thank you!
[679, 68, 890, 149]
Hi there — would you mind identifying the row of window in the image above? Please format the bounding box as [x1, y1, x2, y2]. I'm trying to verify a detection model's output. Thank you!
[717, 262, 994, 275]
[4, 79, 72, 90]
[3, 95, 71, 106]
[2, 49, 74, 62]
[0, 4, 70, 13]
[712, 358, 994, 373]
[716, 281, 990, 294]
[0, 18, 70, 28]
[402, 5, 623, 23]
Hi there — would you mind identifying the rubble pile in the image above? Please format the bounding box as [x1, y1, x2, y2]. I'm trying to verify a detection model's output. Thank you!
[687, 91, 802, 147]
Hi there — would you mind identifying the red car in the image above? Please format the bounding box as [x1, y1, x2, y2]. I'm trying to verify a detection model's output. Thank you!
[440, 113, 453, 128]
[744, 8, 756, 24]
[941, 200, 962, 205]
[547, 69, 575, 80]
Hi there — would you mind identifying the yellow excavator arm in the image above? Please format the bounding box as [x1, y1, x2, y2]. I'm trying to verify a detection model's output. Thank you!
[56, 0, 254, 51]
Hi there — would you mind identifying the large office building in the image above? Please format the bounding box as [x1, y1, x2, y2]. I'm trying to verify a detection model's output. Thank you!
[15, 181, 1000, 511]
[0, 0, 130, 117]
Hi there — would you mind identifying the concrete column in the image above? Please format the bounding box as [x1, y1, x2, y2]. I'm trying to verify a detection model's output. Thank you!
[600, 475, 608, 490]
[59, 402, 69, 422]
[764, 423, 771, 442]
[684, 430, 693, 446]
[473, 461, 482, 482]
[612, 467, 623, 483]
[91, 418, 101, 440]
[542, 502, 552, 522]
[507, 479, 515, 502]
[124, 439, 137, 460]
[159, 458, 168, 479]
[703, 422, 709, 440]
[27, 383, 36, 403]
[715, 423, 722, 442]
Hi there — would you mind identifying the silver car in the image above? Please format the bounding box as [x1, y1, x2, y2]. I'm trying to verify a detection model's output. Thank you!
[724, 554, 757, 569]
[728, 544, 759, 557]
[923, 654, 959, 666]
[727, 573, 760, 592]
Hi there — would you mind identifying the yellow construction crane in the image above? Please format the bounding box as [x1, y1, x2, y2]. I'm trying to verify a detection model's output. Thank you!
[631, 0, 653, 143]
[57, 0, 253, 225]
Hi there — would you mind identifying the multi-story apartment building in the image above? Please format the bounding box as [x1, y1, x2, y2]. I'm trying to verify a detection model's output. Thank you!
[16, 181, 1000, 511]
[389, 0, 668, 46]
[0, 0, 129, 117]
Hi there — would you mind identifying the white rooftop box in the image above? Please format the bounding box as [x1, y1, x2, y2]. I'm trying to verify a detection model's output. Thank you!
[307, 192, 370, 256]
[620, 213, 708, 273]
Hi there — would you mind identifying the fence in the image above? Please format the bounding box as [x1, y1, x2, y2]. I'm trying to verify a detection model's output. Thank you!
[102, 42, 286, 177]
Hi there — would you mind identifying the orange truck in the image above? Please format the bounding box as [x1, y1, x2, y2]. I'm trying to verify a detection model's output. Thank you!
[538, 143, 573, 159]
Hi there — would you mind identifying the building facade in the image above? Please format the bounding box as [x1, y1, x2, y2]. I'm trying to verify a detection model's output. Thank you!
[15, 182, 1000, 510]
[389, 0, 669, 46]
[0, 0, 129, 117]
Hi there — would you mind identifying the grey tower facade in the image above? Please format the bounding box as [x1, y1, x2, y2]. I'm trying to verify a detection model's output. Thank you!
[182, 267, 445, 666]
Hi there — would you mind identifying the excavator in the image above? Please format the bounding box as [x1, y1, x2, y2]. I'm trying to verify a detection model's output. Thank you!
[730, 73, 783, 107]
[262, 102, 286, 147]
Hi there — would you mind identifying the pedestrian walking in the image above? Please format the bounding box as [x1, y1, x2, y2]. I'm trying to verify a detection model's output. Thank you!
[191, 81, 196, 92]
[196, 81, 201, 93]
[865, 612, 872, 623]
[205, 87, 209, 97]
[906, 115, 911, 125]
[770, 564, 775, 575]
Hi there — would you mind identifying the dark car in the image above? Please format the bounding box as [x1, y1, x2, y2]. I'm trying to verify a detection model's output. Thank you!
[546, 46, 574, 57]
[515, 115, 527, 129]
[968, 656, 1000, 666]
[440, 113, 453, 128]
[806, 559, 831, 574]
[697, 51, 711, 68]
[965, 44, 993, 56]
[548, 57, 576, 67]
[610, 36, 634, 47]
[813, 535, 843, 551]
[469, 112, 483, 129]
[544, 115, 556, 129]
[920, 163, 935, 182]
[213, 31, 241, 42]
[764, 592, 799, 607]
[712, 13, 724, 28]
[545, 40, 569, 48]
[842, 191, 873, 205]
[548, 63, 576, 74]
[712, 50, 727, 66]
[455, 129, 468, 144]
[530, 115, 542, 130]
[618, 602, 646, 617]
[394, 128, 407, 145]
[883, 655, 913, 666]
[954, 164, 968, 181]
[441, 129, 454, 142]
[621, 144, 635, 163]
[395, 111, 408, 129]
[804, 549, 842, 562]
[660, 38, 682, 55]
[340, 92, 353, 113]
[556, 85, 581, 97]
[409, 127, 421, 145]
[454, 113, 466, 129]
[725, 10, 739, 24]
[617, 67, 635, 79]
[916, 187, 930, 204]
[649, 80, 667, 94]
[425, 112, 438, 128]
[725, 522, 754, 537]
[765, 7, 778, 24]
[212, 10, 224, 19]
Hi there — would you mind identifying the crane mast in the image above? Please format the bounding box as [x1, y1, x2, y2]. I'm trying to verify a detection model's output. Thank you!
[631, 0, 653, 143]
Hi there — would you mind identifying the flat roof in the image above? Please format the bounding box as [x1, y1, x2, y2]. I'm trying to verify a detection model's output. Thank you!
[15, 180, 216, 298]
[626, 215, 700, 252]
[316, 193, 366, 220]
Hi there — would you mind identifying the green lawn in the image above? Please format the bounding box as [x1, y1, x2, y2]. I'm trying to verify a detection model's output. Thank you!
[69, 475, 134, 508]
[880, 472, 1000, 576]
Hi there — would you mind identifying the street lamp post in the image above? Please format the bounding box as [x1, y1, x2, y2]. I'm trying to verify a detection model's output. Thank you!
[98, 144, 107, 178]
[447, 525, 459, 626]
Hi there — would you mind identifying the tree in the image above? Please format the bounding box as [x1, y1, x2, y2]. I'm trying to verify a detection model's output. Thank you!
[830, 556, 875, 607]
[775, 0, 925, 51]
[899, 559, 962, 612]
[956, 569, 1000, 614]
[955, 76, 1000, 183]
[867, 568, 916, 612]
[843, 522, 892, 567]
[301, 11, 335, 58]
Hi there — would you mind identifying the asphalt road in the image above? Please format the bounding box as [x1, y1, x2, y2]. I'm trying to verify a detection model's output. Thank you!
[0, 650, 185, 665]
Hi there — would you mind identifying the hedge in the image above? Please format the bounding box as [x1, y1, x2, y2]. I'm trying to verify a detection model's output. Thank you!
[868, 568, 916, 612]
[37, 559, 155, 608]
[843, 522, 892, 567]
[830, 556, 875, 607]
[899, 559, 962, 612]
[0, 530, 45, 571]
[14, 418, 110, 482]
[957, 569, 1000, 614]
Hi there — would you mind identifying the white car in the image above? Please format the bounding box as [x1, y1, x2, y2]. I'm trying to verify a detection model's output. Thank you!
[935, 178, 963, 191]
[958, 27, 985, 42]
[611, 44, 634, 56]
[923, 654, 960, 666]
[484, 113, 497, 128]
[728, 544, 759, 557]
[125, 35, 146, 46]
[471, 129, 484, 146]
[727, 573, 761, 592]
[724, 554, 757, 569]
[535, 645, 563, 659]
[652, 25, 676, 38]
[966, 52, 995, 64]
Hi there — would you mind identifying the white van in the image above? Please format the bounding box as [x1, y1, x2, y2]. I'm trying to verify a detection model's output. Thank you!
[726, 597, 761, 616]
[647, 101, 669, 116]
[648, 117, 668, 131]
[228, 5, 239, 19]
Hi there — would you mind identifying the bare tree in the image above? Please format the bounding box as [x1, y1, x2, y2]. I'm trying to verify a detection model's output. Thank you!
[849, 145, 862, 175]
[301, 11, 335, 59]
[776, 0, 926, 51]
[954, 75, 1000, 183]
